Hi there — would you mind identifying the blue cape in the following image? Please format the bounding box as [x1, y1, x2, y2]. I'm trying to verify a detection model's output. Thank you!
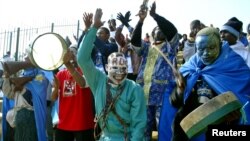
[1, 96, 14, 141]
[1, 69, 53, 141]
[25, 69, 52, 141]
[180, 42, 250, 124]
[158, 82, 177, 141]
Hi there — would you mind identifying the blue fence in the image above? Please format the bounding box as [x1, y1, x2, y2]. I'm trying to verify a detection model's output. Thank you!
[0, 20, 81, 61]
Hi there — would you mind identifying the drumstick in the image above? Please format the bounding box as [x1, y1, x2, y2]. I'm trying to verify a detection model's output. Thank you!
[152, 45, 183, 87]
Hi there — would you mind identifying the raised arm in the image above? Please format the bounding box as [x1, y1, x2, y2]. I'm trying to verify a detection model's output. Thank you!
[77, 9, 105, 91]
[77, 12, 93, 49]
[130, 7, 147, 47]
[63, 48, 86, 88]
[149, 2, 177, 41]
[77, 11, 97, 69]
[115, 12, 129, 52]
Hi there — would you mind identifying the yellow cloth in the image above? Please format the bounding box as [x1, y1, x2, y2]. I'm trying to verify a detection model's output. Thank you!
[143, 43, 164, 103]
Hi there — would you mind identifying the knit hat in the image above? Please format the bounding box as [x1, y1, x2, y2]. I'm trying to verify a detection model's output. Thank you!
[220, 17, 243, 38]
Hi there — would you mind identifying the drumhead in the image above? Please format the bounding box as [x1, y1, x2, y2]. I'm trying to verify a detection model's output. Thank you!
[180, 91, 242, 139]
[29, 32, 68, 71]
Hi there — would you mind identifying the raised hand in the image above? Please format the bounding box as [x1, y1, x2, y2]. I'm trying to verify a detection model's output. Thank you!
[108, 19, 116, 30]
[82, 12, 93, 32]
[63, 48, 74, 64]
[138, 8, 147, 23]
[117, 12, 126, 25]
[149, 1, 156, 17]
[140, 0, 149, 11]
[124, 11, 132, 23]
[93, 8, 104, 29]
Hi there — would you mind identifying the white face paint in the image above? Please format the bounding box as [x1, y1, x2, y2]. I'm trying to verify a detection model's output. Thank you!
[107, 52, 128, 85]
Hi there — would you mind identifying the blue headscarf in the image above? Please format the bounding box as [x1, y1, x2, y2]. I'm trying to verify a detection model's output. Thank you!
[180, 42, 250, 124]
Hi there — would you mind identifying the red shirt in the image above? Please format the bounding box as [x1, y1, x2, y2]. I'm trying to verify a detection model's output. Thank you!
[56, 68, 94, 131]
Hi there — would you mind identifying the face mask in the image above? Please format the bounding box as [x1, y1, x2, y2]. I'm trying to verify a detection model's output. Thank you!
[107, 53, 128, 85]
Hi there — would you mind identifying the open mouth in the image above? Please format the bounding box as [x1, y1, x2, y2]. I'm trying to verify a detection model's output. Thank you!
[114, 75, 124, 80]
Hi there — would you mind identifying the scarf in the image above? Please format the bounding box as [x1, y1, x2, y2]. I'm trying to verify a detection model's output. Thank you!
[180, 42, 250, 124]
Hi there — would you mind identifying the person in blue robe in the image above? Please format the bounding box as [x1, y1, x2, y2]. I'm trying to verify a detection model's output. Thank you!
[169, 27, 250, 141]
[1, 60, 53, 141]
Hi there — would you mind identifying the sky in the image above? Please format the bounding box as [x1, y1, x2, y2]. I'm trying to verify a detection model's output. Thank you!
[0, 0, 249, 36]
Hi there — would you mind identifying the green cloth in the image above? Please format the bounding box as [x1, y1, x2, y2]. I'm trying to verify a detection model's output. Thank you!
[77, 27, 147, 141]
[15, 108, 37, 141]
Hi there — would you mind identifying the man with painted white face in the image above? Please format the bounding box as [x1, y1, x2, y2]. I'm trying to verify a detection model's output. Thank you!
[170, 27, 250, 141]
[77, 9, 147, 141]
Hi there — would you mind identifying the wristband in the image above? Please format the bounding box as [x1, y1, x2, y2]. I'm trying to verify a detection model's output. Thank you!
[127, 26, 134, 33]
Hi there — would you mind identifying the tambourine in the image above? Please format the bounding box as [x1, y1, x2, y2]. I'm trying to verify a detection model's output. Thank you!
[28, 32, 68, 71]
[180, 91, 242, 139]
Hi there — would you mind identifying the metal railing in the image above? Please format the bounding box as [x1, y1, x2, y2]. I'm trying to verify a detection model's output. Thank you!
[0, 20, 81, 61]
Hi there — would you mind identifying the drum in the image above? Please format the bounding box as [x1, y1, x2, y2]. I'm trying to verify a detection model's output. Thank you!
[180, 91, 242, 139]
[28, 32, 68, 71]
